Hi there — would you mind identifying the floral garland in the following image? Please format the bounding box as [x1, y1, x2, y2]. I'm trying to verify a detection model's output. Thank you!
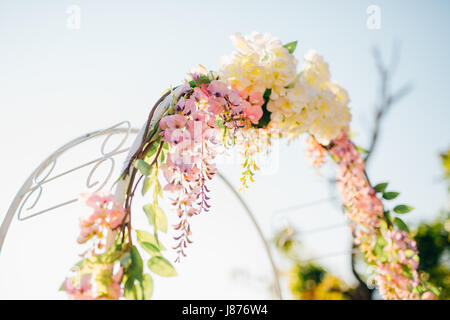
[62, 32, 437, 300]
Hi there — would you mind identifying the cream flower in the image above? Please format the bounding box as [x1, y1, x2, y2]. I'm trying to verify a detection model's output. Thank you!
[301, 50, 331, 88]
[265, 50, 351, 144]
[219, 32, 298, 98]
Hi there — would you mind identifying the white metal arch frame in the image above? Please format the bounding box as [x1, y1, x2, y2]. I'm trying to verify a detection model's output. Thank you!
[0, 121, 138, 253]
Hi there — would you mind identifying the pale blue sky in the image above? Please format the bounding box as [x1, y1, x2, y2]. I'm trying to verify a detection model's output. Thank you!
[0, 0, 449, 299]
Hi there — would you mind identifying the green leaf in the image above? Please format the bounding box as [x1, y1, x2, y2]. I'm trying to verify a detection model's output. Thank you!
[148, 256, 177, 277]
[153, 180, 163, 202]
[404, 249, 415, 258]
[283, 41, 298, 54]
[383, 210, 392, 224]
[355, 145, 368, 155]
[134, 159, 152, 176]
[135, 230, 166, 251]
[144, 141, 159, 160]
[129, 246, 144, 276]
[374, 236, 388, 262]
[140, 241, 161, 257]
[393, 217, 409, 233]
[393, 205, 414, 214]
[143, 204, 156, 226]
[154, 204, 168, 233]
[255, 89, 272, 128]
[141, 274, 154, 300]
[142, 177, 153, 196]
[120, 252, 132, 268]
[379, 219, 388, 230]
[429, 286, 441, 297]
[374, 182, 388, 193]
[159, 150, 166, 163]
[124, 277, 142, 300]
[383, 191, 400, 200]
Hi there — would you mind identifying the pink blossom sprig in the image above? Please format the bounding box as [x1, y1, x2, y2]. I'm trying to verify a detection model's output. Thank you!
[375, 229, 422, 300]
[305, 134, 435, 299]
[329, 134, 383, 233]
[63, 192, 127, 300]
[77, 193, 128, 251]
[159, 76, 264, 261]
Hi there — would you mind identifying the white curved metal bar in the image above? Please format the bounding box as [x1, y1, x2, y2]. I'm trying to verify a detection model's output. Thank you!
[0, 121, 139, 254]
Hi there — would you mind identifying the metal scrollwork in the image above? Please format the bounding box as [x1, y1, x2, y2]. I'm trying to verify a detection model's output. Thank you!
[0, 121, 139, 253]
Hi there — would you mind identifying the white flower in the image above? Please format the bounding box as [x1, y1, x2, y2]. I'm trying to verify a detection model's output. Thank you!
[301, 50, 331, 88]
[267, 51, 351, 144]
[219, 32, 298, 98]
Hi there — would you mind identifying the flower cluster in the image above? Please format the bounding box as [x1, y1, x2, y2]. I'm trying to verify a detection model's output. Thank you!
[304, 135, 328, 168]
[268, 51, 351, 144]
[63, 265, 123, 300]
[159, 75, 264, 260]
[330, 134, 383, 231]
[63, 192, 127, 300]
[375, 229, 423, 300]
[220, 32, 297, 100]
[219, 33, 351, 145]
[77, 193, 128, 249]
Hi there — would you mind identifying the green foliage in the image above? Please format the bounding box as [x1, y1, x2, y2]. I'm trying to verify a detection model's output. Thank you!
[355, 145, 368, 155]
[255, 89, 272, 128]
[189, 74, 211, 88]
[440, 148, 450, 180]
[123, 245, 155, 300]
[374, 182, 388, 193]
[382, 191, 399, 200]
[143, 203, 167, 233]
[148, 256, 177, 277]
[140, 242, 161, 257]
[283, 41, 298, 54]
[142, 177, 153, 196]
[136, 229, 166, 251]
[414, 214, 450, 299]
[134, 159, 152, 176]
[124, 273, 153, 300]
[373, 235, 388, 263]
[393, 217, 409, 233]
[393, 205, 414, 214]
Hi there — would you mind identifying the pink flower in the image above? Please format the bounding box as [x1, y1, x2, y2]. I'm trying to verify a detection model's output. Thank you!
[77, 193, 126, 245]
[249, 91, 264, 106]
[159, 114, 187, 130]
[64, 274, 94, 300]
[163, 128, 185, 145]
[241, 101, 263, 124]
[228, 90, 242, 106]
[208, 80, 229, 98]
[183, 97, 197, 115]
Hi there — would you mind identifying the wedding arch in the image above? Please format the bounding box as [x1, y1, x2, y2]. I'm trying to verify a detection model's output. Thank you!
[0, 33, 438, 300]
